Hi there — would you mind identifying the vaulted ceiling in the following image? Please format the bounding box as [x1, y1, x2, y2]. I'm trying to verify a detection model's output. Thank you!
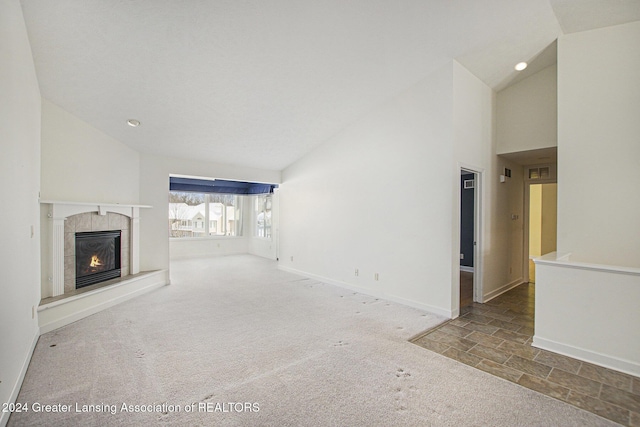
[20, 0, 640, 170]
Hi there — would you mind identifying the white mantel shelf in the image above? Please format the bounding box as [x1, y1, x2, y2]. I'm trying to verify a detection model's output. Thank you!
[40, 200, 152, 209]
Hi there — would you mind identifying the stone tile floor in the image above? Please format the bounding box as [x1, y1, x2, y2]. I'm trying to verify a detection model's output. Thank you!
[411, 283, 640, 426]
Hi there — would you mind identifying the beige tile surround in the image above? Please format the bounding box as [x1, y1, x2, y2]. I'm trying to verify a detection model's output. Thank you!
[63, 212, 130, 293]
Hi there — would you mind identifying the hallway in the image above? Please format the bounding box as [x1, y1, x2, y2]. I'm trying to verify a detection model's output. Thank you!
[412, 283, 640, 426]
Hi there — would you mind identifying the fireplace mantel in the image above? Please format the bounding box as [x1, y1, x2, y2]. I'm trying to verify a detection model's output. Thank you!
[40, 200, 152, 218]
[40, 200, 152, 297]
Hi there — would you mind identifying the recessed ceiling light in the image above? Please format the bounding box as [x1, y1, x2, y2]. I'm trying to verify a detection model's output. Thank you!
[515, 62, 528, 71]
[127, 119, 140, 127]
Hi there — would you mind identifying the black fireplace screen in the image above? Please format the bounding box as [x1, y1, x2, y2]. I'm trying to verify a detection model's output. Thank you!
[75, 230, 121, 289]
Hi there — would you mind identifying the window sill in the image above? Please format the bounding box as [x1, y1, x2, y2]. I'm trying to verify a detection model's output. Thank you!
[169, 236, 245, 241]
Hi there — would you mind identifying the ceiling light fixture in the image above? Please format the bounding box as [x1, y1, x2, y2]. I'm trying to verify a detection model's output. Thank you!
[127, 119, 141, 127]
[514, 62, 528, 71]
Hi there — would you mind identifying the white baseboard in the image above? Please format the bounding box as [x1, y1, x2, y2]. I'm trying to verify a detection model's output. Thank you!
[460, 266, 474, 273]
[38, 270, 168, 334]
[533, 336, 640, 377]
[0, 330, 39, 427]
[481, 279, 524, 303]
[278, 265, 453, 318]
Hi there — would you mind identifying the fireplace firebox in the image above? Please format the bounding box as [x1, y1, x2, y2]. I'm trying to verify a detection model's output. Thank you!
[75, 230, 121, 289]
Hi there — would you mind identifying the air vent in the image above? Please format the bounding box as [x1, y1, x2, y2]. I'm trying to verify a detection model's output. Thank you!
[464, 179, 475, 189]
[525, 164, 556, 181]
[528, 167, 549, 180]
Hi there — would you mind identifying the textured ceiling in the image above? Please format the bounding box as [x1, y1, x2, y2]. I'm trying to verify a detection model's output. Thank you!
[20, 0, 640, 171]
[550, 0, 640, 34]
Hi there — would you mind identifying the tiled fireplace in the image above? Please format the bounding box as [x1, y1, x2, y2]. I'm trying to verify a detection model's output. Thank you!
[67, 214, 127, 291]
[38, 201, 167, 334]
[42, 201, 145, 298]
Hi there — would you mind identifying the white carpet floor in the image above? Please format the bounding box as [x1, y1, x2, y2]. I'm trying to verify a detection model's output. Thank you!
[10, 255, 618, 426]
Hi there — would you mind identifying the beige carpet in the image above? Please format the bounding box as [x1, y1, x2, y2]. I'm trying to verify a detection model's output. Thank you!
[10, 255, 618, 426]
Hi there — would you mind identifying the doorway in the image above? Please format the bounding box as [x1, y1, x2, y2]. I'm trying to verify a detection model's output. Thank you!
[526, 183, 557, 283]
[460, 168, 480, 309]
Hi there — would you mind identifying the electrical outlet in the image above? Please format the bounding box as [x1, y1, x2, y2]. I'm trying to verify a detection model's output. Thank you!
[355, 269, 359, 277]
[374, 273, 379, 281]
[290, 256, 293, 262]
[460, 253, 464, 260]
[32, 306, 35, 319]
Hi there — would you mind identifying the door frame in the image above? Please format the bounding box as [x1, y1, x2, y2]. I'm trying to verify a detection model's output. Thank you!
[458, 163, 483, 309]
[523, 175, 557, 283]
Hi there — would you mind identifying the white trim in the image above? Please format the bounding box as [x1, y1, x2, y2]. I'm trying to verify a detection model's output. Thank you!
[481, 279, 524, 303]
[41, 201, 149, 296]
[51, 218, 65, 296]
[532, 336, 640, 377]
[0, 331, 39, 427]
[534, 252, 640, 276]
[278, 265, 453, 318]
[130, 211, 140, 274]
[458, 163, 484, 306]
[40, 200, 151, 209]
[458, 163, 485, 174]
[38, 270, 168, 334]
[523, 179, 558, 284]
[460, 266, 474, 273]
[42, 201, 150, 220]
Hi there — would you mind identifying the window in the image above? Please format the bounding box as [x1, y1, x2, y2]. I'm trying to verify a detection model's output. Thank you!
[169, 191, 243, 238]
[255, 194, 272, 238]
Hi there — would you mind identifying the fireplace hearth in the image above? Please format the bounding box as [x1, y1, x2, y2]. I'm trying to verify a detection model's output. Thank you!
[75, 230, 121, 289]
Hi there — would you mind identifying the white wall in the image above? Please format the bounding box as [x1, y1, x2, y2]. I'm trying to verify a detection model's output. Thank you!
[279, 61, 519, 317]
[279, 61, 520, 316]
[40, 99, 140, 204]
[280, 63, 456, 316]
[540, 183, 557, 256]
[248, 237, 277, 260]
[139, 153, 281, 275]
[39, 100, 142, 294]
[497, 64, 557, 155]
[453, 62, 524, 304]
[529, 184, 543, 257]
[535, 255, 640, 376]
[557, 21, 640, 267]
[0, 0, 42, 423]
[170, 237, 250, 259]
